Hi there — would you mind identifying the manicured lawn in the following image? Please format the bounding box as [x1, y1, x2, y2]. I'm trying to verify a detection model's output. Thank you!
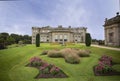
[0, 43, 120, 81]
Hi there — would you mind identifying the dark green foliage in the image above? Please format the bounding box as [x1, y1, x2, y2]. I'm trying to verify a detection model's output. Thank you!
[7, 36, 15, 45]
[0, 37, 6, 49]
[85, 33, 91, 46]
[0, 32, 31, 49]
[0, 33, 9, 49]
[23, 35, 31, 44]
[36, 34, 40, 47]
[11, 34, 31, 44]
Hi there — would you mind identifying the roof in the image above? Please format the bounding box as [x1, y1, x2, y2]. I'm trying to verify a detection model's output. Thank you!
[104, 12, 120, 26]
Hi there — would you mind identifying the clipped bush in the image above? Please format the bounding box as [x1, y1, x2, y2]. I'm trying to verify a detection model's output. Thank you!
[64, 52, 80, 64]
[47, 50, 63, 58]
[61, 48, 80, 64]
[41, 50, 48, 55]
[36, 34, 40, 47]
[77, 50, 90, 57]
[30, 56, 43, 67]
[85, 33, 91, 46]
[46, 48, 90, 64]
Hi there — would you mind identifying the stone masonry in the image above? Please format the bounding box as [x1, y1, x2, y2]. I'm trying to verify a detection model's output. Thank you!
[32, 25, 87, 44]
[104, 12, 120, 46]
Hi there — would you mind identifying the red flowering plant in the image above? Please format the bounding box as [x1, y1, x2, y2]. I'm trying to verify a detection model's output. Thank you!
[40, 63, 61, 75]
[100, 55, 112, 64]
[30, 57, 43, 67]
[40, 62, 50, 74]
[50, 66, 61, 75]
[95, 55, 113, 74]
[28, 56, 67, 78]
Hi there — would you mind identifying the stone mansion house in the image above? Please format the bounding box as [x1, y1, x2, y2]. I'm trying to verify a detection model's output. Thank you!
[32, 25, 87, 44]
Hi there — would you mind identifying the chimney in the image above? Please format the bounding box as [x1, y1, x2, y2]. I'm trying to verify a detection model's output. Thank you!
[116, 12, 119, 16]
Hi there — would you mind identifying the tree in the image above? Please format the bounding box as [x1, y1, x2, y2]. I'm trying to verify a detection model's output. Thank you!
[0, 33, 9, 49]
[0, 32, 32, 49]
[7, 36, 15, 45]
[36, 34, 40, 47]
[0, 36, 5, 49]
[85, 33, 91, 46]
[23, 35, 31, 44]
[10, 34, 20, 43]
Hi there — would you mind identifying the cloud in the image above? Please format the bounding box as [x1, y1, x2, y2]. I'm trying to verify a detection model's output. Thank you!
[0, 0, 119, 39]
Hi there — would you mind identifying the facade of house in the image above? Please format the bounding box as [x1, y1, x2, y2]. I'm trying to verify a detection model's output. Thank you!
[104, 12, 120, 46]
[32, 25, 87, 44]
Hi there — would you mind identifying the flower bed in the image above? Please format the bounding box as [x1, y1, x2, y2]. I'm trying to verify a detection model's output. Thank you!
[93, 55, 120, 76]
[27, 56, 68, 78]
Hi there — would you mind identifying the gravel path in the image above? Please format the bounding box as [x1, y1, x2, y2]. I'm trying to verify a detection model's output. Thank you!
[91, 45, 120, 51]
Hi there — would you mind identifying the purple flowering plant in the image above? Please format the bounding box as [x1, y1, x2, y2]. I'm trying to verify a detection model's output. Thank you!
[30, 56, 43, 67]
[29, 56, 62, 76]
[95, 55, 113, 74]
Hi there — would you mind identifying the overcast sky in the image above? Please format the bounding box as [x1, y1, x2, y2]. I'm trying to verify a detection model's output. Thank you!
[0, 0, 119, 40]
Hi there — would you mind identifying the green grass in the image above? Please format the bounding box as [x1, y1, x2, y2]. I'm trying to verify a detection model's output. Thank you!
[0, 43, 120, 81]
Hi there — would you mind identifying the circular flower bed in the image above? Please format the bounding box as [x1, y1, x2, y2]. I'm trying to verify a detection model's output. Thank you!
[27, 56, 68, 78]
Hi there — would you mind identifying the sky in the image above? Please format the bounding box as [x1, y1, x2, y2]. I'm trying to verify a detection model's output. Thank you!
[0, 0, 119, 40]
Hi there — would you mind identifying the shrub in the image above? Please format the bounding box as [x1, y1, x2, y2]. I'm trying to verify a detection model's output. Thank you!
[77, 50, 90, 57]
[50, 66, 61, 75]
[85, 33, 91, 46]
[60, 48, 77, 56]
[46, 48, 90, 64]
[41, 50, 48, 55]
[30, 57, 43, 67]
[40, 63, 62, 75]
[47, 50, 63, 57]
[36, 34, 40, 47]
[94, 55, 113, 74]
[28, 56, 67, 78]
[61, 48, 80, 64]
[64, 53, 80, 64]
[18, 41, 23, 45]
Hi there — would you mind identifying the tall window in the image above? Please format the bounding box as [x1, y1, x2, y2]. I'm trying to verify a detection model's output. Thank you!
[55, 35, 58, 39]
[54, 35, 58, 42]
[64, 35, 67, 42]
[109, 32, 114, 42]
[60, 35, 62, 39]
[64, 35, 67, 39]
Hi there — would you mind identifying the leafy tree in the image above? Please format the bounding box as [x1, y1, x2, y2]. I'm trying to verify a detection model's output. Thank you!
[0, 36, 5, 49]
[23, 35, 31, 44]
[0, 32, 9, 40]
[10, 34, 20, 43]
[36, 34, 40, 47]
[85, 33, 91, 46]
[7, 36, 15, 45]
[0, 33, 9, 49]
[10, 34, 31, 44]
[0, 32, 31, 49]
